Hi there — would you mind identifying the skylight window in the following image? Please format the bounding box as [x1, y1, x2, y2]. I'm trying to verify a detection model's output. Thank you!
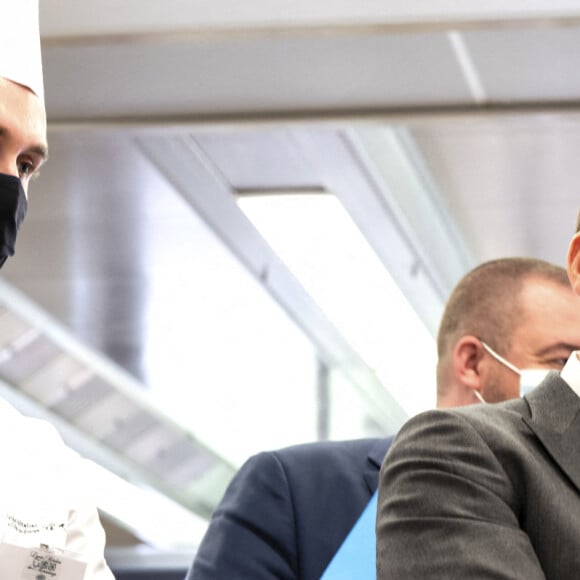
[239, 191, 437, 416]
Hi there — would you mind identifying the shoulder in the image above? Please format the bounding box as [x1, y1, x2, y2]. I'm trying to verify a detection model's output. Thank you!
[384, 392, 538, 480]
[230, 438, 389, 497]
[269, 437, 389, 464]
[246, 438, 388, 478]
[421, 370, 571, 439]
[392, 397, 526, 448]
[380, 402, 530, 519]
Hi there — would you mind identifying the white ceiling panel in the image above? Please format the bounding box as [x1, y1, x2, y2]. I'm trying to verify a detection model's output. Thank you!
[411, 118, 580, 265]
[464, 27, 580, 102]
[42, 32, 471, 121]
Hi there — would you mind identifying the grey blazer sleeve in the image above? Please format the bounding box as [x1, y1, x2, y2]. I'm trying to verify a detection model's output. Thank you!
[376, 409, 545, 580]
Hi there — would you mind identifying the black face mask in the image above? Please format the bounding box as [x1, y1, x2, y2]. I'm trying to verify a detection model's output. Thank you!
[0, 174, 27, 269]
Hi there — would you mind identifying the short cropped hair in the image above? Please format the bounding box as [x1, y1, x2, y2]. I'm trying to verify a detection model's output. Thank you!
[436, 257, 569, 361]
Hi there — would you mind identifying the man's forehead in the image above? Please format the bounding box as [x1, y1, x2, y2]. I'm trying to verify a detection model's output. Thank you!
[514, 279, 580, 348]
[0, 78, 47, 156]
[0, 125, 48, 158]
[520, 278, 574, 311]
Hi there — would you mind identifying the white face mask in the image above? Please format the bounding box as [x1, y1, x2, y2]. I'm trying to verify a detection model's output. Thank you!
[477, 341, 550, 402]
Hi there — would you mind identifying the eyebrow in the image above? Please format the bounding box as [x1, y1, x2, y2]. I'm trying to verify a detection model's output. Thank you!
[537, 343, 580, 357]
[0, 127, 49, 164]
[29, 144, 49, 165]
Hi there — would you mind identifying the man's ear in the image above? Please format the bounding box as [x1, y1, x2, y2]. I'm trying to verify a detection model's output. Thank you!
[567, 232, 580, 296]
[452, 335, 484, 392]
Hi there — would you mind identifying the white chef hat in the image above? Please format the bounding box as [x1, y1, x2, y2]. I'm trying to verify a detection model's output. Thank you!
[0, 0, 44, 103]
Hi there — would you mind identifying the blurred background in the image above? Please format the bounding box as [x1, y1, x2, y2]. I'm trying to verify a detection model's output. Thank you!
[1, 0, 580, 576]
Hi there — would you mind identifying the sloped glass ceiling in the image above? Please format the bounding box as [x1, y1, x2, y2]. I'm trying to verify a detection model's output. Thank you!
[14, 115, 576, 544]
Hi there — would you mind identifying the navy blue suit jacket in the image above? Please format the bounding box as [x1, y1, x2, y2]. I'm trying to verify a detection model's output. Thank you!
[187, 437, 392, 580]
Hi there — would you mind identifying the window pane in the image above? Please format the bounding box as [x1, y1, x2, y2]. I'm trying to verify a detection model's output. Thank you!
[144, 206, 318, 466]
[328, 370, 388, 440]
[239, 193, 437, 418]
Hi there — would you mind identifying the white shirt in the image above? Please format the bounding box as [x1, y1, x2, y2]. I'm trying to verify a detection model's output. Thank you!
[0, 398, 114, 579]
[559, 351, 580, 399]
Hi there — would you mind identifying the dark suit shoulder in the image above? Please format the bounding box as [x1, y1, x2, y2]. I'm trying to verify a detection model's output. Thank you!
[190, 437, 393, 580]
[268, 437, 390, 469]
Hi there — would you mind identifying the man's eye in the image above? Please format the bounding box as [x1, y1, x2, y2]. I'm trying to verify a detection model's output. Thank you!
[17, 159, 35, 178]
[549, 358, 569, 369]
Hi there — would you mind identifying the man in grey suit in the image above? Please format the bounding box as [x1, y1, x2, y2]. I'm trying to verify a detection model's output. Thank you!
[376, 230, 580, 578]
[190, 257, 580, 579]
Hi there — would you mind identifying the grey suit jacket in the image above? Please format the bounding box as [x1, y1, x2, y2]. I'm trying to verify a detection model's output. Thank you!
[376, 371, 580, 579]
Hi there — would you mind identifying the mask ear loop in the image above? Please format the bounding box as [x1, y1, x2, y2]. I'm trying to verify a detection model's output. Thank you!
[480, 341, 522, 376]
[477, 340, 522, 404]
[473, 389, 487, 404]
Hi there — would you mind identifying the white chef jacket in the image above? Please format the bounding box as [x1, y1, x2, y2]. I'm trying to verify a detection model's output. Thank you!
[0, 397, 114, 579]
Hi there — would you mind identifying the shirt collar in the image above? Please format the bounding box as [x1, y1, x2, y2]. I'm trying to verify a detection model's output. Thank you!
[559, 352, 580, 399]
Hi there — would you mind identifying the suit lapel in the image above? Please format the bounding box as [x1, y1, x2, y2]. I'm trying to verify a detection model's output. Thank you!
[363, 437, 393, 494]
[523, 373, 580, 493]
